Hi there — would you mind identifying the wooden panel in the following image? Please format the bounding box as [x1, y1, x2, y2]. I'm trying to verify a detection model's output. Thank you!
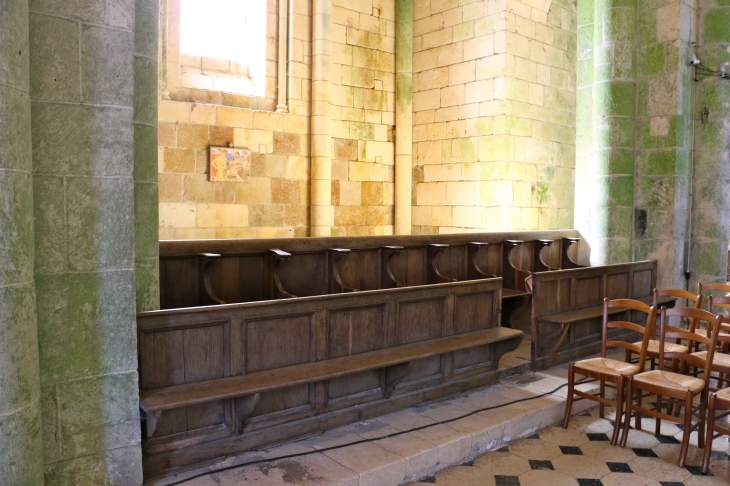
[245, 314, 315, 416]
[160, 258, 198, 309]
[326, 305, 387, 400]
[632, 269, 653, 298]
[138, 277, 514, 478]
[452, 291, 496, 371]
[278, 253, 327, 297]
[606, 272, 630, 300]
[183, 326, 227, 431]
[575, 276, 602, 308]
[396, 297, 445, 344]
[239, 255, 267, 302]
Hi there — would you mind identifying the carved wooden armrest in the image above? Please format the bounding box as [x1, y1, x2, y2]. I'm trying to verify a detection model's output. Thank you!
[269, 249, 296, 298]
[197, 253, 226, 304]
[428, 244, 457, 283]
[382, 246, 406, 287]
[467, 242, 496, 279]
[329, 248, 359, 292]
[561, 237, 584, 269]
[534, 239, 557, 272]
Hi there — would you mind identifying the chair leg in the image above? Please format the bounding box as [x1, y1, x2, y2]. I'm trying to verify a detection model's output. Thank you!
[562, 363, 575, 429]
[655, 394, 662, 435]
[599, 381, 605, 418]
[635, 386, 642, 432]
[620, 377, 634, 448]
[610, 377, 624, 446]
[698, 390, 707, 450]
[678, 393, 693, 468]
[702, 393, 716, 474]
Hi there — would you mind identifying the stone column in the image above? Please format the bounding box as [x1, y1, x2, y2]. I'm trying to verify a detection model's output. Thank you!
[310, 0, 333, 237]
[690, 0, 730, 286]
[29, 0, 143, 482]
[578, 0, 638, 265]
[394, 0, 413, 235]
[135, 0, 161, 312]
[0, 1, 45, 484]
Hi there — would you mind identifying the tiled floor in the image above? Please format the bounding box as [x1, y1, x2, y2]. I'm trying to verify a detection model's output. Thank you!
[405, 407, 730, 486]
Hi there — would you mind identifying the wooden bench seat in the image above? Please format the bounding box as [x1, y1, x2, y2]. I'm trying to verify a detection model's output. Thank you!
[140, 327, 523, 436]
[503, 289, 531, 299]
[538, 295, 676, 368]
[539, 295, 676, 325]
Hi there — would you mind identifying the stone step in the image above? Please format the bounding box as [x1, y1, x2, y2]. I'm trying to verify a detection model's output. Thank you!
[147, 361, 601, 486]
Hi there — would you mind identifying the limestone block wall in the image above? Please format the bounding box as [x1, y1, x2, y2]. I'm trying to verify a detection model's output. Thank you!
[157, 1, 313, 239]
[411, 0, 577, 234]
[330, 0, 397, 236]
[158, 102, 311, 239]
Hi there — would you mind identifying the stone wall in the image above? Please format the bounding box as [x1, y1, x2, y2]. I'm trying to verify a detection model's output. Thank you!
[28, 0, 153, 482]
[158, 101, 311, 239]
[330, 0, 397, 236]
[411, 0, 577, 234]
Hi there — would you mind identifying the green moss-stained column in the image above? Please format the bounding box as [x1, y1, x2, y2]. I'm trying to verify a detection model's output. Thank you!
[29, 0, 143, 482]
[134, 0, 160, 311]
[310, 0, 333, 236]
[690, 0, 730, 286]
[632, 0, 695, 288]
[0, 1, 45, 484]
[395, 0, 413, 235]
[582, 0, 638, 265]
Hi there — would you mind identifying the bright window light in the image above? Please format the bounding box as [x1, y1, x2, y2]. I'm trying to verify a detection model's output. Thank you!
[180, 0, 266, 81]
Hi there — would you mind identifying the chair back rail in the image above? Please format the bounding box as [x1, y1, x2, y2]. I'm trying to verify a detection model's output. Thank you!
[602, 298, 656, 367]
[658, 307, 722, 376]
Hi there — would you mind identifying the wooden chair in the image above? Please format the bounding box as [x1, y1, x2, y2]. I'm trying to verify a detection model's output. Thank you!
[626, 288, 700, 368]
[694, 296, 730, 391]
[562, 298, 657, 445]
[620, 306, 722, 468]
[701, 386, 730, 474]
[699, 282, 730, 295]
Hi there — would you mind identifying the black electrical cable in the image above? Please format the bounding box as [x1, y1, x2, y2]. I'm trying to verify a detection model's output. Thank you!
[163, 377, 594, 485]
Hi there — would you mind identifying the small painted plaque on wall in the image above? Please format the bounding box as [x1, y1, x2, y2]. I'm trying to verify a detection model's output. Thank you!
[209, 146, 251, 182]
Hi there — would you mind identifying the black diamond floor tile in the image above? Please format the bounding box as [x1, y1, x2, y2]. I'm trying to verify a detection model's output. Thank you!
[496, 446, 510, 452]
[579, 411, 592, 417]
[607, 462, 633, 473]
[655, 434, 680, 444]
[577, 480, 603, 486]
[685, 465, 712, 476]
[632, 448, 658, 457]
[529, 459, 554, 470]
[675, 424, 684, 430]
[460, 460, 475, 467]
[495, 476, 521, 486]
[659, 482, 686, 486]
[560, 446, 583, 455]
[587, 433, 610, 441]
[418, 475, 436, 483]
[526, 433, 540, 439]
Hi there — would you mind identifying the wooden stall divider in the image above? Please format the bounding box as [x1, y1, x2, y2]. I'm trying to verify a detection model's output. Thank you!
[197, 253, 226, 304]
[427, 244, 457, 284]
[328, 248, 359, 293]
[533, 240, 556, 273]
[467, 242, 495, 280]
[268, 249, 296, 299]
[381, 246, 406, 289]
[561, 237, 585, 269]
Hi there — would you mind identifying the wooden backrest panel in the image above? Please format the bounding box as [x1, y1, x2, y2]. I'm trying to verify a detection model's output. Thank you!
[159, 230, 582, 309]
[139, 278, 503, 441]
[531, 260, 657, 320]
